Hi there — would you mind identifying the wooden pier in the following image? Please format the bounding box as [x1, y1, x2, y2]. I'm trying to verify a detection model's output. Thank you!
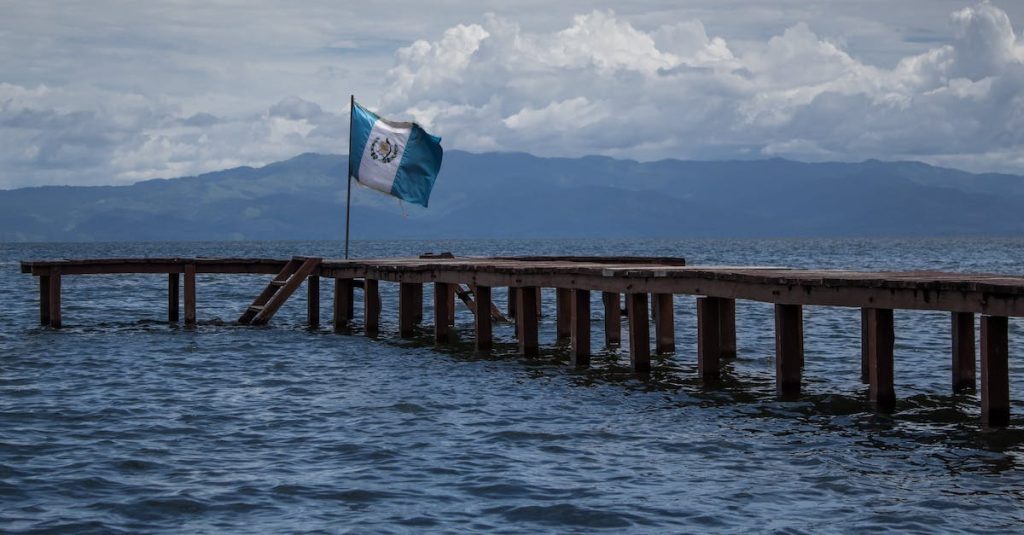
[21, 255, 1023, 427]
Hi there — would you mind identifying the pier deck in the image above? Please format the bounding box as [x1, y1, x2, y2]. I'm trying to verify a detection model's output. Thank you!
[21, 255, 1022, 427]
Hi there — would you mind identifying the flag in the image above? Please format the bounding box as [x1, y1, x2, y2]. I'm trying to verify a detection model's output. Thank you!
[349, 100, 443, 207]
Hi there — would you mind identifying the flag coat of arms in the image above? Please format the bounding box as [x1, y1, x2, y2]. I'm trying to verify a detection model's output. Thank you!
[349, 101, 443, 207]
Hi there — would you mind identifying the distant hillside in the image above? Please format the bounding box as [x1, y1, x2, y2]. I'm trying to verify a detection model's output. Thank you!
[1, 151, 1023, 241]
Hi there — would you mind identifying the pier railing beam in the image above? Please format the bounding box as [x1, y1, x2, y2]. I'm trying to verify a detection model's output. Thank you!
[517, 286, 539, 357]
[48, 268, 62, 329]
[865, 308, 895, 412]
[603, 292, 621, 346]
[307, 276, 319, 329]
[364, 279, 380, 338]
[39, 274, 51, 326]
[654, 293, 675, 354]
[951, 312, 976, 393]
[556, 288, 572, 340]
[697, 297, 721, 382]
[399, 282, 421, 338]
[434, 282, 451, 344]
[333, 278, 353, 331]
[475, 285, 492, 352]
[775, 304, 803, 399]
[627, 293, 651, 373]
[571, 289, 591, 367]
[720, 298, 737, 359]
[980, 315, 1010, 427]
[168, 273, 179, 323]
[183, 264, 196, 327]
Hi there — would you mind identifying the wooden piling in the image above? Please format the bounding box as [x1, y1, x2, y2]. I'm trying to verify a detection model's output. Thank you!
[951, 311, 976, 392]
[333, 278, 353, 331]
[865, 308, 895, 412]
[556, 288, 572, 340]
[475, 285, 492, 352]
[775, 304, 803, 398]
[364, 279, 380, 338]
[860, 309, 870, 383]
[168, 273, 179, 323]
[447, 284, 456, 327]
[654, 293, 675, 354]
[980, 315, 1009, 427]
[39, 274, 50, 326]
[48, 268, 61, 329]
[183, 264, 196, 327]
[720, 298, 737, 359]
[307, 276, 319, 328]
[399, 282, 420, 338]
[507, 287, 518, 320]
[603, 292, 621, 345]
[627, 293, 651, 373]
[517, 286, 539, 357]
[696, 297, 721, 382]
[434, 282, 451, 344]
[571, 289, 591, 367]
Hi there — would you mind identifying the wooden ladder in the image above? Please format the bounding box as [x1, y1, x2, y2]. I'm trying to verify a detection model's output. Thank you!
[238, 256, 322, 325]
[454, 284, 509, 323]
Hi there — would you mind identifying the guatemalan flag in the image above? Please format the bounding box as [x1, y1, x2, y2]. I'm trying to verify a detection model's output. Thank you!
[349, 100, 443, 207]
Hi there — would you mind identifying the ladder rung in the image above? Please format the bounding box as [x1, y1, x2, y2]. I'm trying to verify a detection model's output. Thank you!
[249, 305, 265, 311]
[270, 280, 286, 287]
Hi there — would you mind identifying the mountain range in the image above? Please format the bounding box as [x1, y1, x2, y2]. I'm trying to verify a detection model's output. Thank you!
[2, 151, 1023, 242]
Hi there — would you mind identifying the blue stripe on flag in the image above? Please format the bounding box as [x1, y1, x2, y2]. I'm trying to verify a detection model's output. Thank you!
[349, 102, 377, 178]
[391, 125, 443, 207]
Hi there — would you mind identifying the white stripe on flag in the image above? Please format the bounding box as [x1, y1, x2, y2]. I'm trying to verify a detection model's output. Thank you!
[356, 120, 411, 195]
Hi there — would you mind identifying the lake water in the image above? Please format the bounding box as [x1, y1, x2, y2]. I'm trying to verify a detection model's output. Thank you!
[2, 238, 1023, 533]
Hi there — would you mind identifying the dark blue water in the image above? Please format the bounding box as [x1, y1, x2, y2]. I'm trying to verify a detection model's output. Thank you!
[2, 238, 1023, 533]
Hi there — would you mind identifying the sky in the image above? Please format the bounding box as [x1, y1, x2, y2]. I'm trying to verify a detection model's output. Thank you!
[1, 0, 1023, 188]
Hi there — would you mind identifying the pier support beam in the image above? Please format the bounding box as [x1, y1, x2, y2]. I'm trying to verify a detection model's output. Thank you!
[951, 312, 976, 393]
[364, 279, 380, 338]
[168, 273, 179, 323]
[183, 264, 196, 327]
[603, 292, 621, 346]
[434, 282, 451, 344]
[447, 284, 456, 328]
[775, 304, 803, 399]
[654, 293, 675, 354]
[475, 285, 492, 352]
[333, 278, 353, 331]
[556, 288, 572, 341]
[980, 315, 1009, 427]
[307, 276, 319, 329]
[720, 298, 737, 359]
[39, 274, 51, 326]
[860, 309, 870, 383]
[572, 289, 591, 367]
[697, 297, 721, 382]
[399, 282, 421, 338]
[627, 292, 651, 373]
[865, 308, 895, 412]
[507, 287, 518, 320]
[517, 286, 539, 357]
[48, 268, 62, 329]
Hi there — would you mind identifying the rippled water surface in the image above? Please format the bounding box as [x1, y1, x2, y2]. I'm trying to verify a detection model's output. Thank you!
[2, 238, 1024, 533]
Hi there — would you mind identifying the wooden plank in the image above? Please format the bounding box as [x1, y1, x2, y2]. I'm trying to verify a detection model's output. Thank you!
[475, 285, 492, 352]
[39, 275, 50, 326]
[866, 308, 895, 412]
[556, 288, 572, 340]
[364, 279, 380, 338]
[307, 276, 319, 329]
[168, 273, 179, 323]
[238, 259, 301, 324]
[775, 304, 803, 399]
[951, 311, 975, 393]
[980, 315, 1010, 427]
[48, 268, 61, 329]
[507, 287, 518, 321]
[860, 309, 870, 383]
[696, 297, 721, 382]
[517, 286, 539, 357]
[184, 264, 196, 327]
[572, 289, 591, 367]
[252, 258, 322, 326]
[654, 293, 675, 354]
[333, 277, 353, 331]
[719, 298, 737, 359]
[627, 293, 650, 373]
[434, 282, 451, 344]
[447, 284, 456, 327]
[399, 282, 420, 338]
[603, 292, 621, 345]
[535, 287, 543, 318]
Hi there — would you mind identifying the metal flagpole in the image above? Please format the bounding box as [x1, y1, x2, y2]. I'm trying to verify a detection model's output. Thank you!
[344, 94, 354, 259]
